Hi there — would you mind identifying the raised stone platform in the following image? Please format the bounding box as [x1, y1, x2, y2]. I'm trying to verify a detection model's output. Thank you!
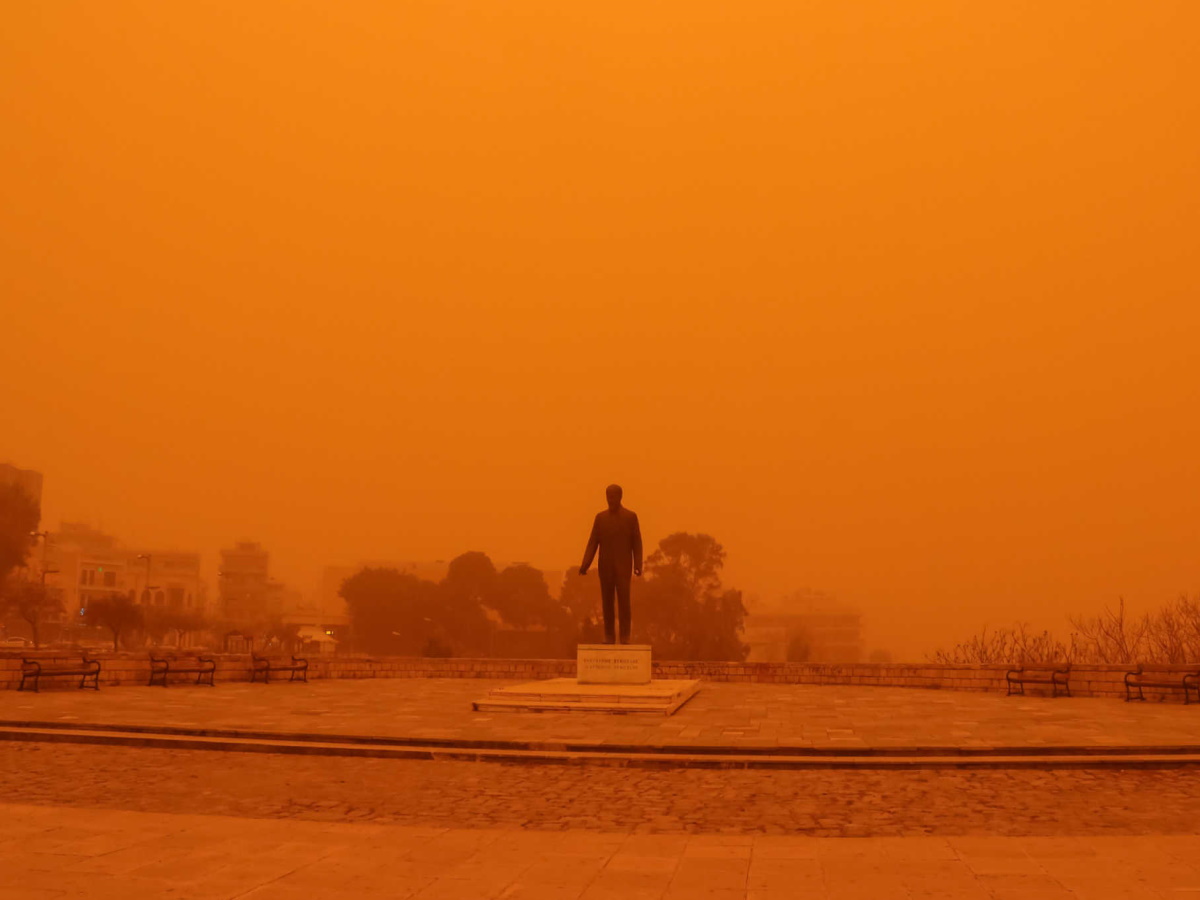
[473, 677, 700, 715]
[12, 678, 1200, 754]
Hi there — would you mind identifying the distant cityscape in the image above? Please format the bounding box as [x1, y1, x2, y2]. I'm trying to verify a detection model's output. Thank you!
[2, 461, 868, 661]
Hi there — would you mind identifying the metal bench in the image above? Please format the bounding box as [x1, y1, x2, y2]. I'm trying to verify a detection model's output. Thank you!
[250, 652, 308, 684]
[148, 653, 217, 687]
[1006, 664, 1071, 698]
[19, 653, 101, 692]
[1125, 665, 1200, 704]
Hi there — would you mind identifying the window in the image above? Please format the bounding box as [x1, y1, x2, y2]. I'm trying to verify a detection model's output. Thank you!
[155, 590, 165, 606]
[103, 571, 116, 588]
[141, 590, 151, 604]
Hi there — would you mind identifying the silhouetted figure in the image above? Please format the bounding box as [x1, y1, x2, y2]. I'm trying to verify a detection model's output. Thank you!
[579, 484, 643, 644]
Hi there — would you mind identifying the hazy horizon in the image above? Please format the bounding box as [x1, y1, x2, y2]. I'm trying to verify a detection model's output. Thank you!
[4, 2, 1198, 659]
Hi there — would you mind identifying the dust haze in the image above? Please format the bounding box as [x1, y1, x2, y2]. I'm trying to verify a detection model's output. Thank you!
[3, 2, 1198, 658]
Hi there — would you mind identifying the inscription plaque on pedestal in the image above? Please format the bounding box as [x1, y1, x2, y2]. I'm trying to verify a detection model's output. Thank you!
[577, 643, 652, 685]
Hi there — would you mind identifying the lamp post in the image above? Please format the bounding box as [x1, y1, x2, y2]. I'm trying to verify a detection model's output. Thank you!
[135, 554, 152, 602]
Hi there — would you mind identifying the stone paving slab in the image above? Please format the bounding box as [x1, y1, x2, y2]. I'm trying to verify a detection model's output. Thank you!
[4, 679, 1200, 751]
[1, 802, 1198, 899]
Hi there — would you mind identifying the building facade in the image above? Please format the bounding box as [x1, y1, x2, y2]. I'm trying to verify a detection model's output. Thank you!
[47, 524, 207, 620]
[743, 591, 864, 663]
[134, 551, 206, 613]
[218, 541, 280, 622]
[49, 523, 133, 622]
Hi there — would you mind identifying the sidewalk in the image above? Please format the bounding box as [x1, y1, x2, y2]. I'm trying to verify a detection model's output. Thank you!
[2, 802, 1199, 900]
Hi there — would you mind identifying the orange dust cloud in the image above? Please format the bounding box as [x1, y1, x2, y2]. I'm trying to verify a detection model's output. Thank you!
[2, 2, 1198, 656]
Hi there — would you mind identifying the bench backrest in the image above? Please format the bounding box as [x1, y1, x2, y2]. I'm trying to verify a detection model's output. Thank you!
[23, 654, 91, 664]
[151, 654, 210, 663]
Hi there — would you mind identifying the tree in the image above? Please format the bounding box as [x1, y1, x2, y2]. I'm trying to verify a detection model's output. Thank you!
[483, 563, 574, 656]
[0, 575, 62, 648]
[441, 551, 497, 603]
[340, 567, 443, 655]
[638, 532, 748, 661]
[263, 618, 303, 654]
[143, 607, 209, 648]
[489, 564, 569, 631]
[558, 568, 604, 643]
[437, 552, 498, 655]
[0, 483, 39, 585]
[644, 532, 727, 598]
[422, 635, 453, 657]
[786, 630, 812, 663]
[85, 593, 144, 651]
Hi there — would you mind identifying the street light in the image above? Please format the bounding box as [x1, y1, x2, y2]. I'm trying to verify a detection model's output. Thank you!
[135, 554, 152, 599]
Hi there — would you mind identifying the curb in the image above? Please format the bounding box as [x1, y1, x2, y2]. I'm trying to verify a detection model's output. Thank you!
[3, 719, 1200, 758]
[4, 724, 1200, 769]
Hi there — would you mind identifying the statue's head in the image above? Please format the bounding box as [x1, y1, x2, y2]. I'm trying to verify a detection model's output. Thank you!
[605, 483, 623, 509]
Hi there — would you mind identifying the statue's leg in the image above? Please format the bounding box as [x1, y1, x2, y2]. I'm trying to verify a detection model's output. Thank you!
[616, 577, 632, 644]
[599, 568, 617, 644]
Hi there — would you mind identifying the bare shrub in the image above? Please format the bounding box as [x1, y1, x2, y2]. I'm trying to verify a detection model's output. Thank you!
[927, 623, 1069, 665]
[1067, 598, 1148, 664]
[930, 595, 1200, 665]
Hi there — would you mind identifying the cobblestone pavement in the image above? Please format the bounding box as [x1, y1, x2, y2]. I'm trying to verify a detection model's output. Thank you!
[3, 801, 1200, 900]
[5, 741, 1200, 837]
[7, 679, 1200, 750]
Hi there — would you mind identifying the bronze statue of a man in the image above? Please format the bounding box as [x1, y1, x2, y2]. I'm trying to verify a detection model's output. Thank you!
[579, 484, 643, 644]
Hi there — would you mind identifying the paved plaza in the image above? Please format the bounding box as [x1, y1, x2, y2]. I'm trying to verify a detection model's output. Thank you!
[6, 678, 1200, 750]
[5, 679, 1200, 897]
[4, 801, 1200, 900]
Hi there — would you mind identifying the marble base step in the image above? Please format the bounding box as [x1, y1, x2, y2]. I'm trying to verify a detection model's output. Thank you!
[474, 678, 700, 715]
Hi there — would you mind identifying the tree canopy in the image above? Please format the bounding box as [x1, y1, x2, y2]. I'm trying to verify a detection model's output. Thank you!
[340, 536, 748, 660]
[0, 575, 61, 648]
[85, 593, 144, 651]
[0, 483, 39, 585]
[340, 567, 442, 655]
[637, 532, 748, 661]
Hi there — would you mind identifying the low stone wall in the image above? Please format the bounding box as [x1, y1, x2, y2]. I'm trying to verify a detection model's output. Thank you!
[0, 653, 578, 691]
[653, 661, 1143, 700]
[0, 652, 1156, 699]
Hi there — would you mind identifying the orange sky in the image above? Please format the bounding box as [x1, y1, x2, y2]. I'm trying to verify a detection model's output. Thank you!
[3, 2, 1198, 657]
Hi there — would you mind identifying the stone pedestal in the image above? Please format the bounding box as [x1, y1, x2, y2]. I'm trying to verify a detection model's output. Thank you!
[474, 678, 699, 715]
[577, 644, 652, 685]
[474, 643, 699, 715]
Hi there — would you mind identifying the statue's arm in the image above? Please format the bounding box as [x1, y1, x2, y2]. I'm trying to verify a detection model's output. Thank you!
[579, 517, 600, 574]
[632, 513, 643, 575]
